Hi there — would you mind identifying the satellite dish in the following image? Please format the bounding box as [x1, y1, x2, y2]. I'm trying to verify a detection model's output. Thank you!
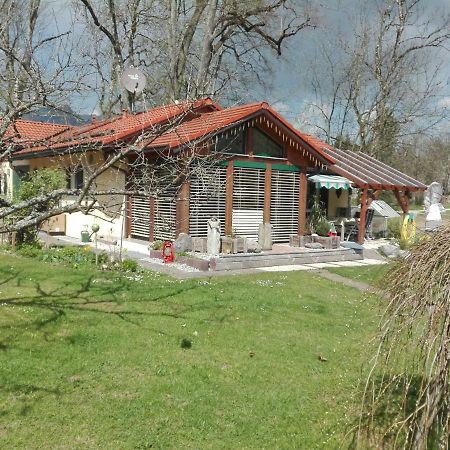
[121, 66, 147, 94]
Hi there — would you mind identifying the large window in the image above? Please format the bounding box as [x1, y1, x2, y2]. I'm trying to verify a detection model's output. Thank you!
[215, 130, 245, 154]
[253, 128, 284, 158]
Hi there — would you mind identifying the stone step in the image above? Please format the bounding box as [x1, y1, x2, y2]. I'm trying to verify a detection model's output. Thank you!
[210, 249, 363, 271]
[215, 248, 354, 262]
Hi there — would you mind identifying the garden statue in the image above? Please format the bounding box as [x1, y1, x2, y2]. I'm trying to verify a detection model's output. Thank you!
[425, 182, 443, 230]
[207, 217, 221, 255]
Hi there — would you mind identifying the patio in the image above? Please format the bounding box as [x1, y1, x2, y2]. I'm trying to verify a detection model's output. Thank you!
[39, 232, 387, 278]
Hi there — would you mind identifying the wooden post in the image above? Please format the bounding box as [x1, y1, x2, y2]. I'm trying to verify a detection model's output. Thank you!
[394, 189, 409, 214]
[149, 197, 155, 242]
[263, 163, 272, 223]
[175, 181, 190, 237]
[126, 195, 132, 238]
[225, 161, 234, 235]
[357, 188, 369, 244]
[298, 170, 308, 235]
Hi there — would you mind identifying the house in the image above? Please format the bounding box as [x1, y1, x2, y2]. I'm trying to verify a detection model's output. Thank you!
[1, 98, 427, 244]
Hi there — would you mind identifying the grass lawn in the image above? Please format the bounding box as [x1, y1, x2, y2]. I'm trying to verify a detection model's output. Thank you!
[0, 254, 381, 449]
[327, 264, 390, 285]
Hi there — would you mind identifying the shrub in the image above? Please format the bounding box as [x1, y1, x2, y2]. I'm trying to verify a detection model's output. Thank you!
[16, 243, 43, 258]
[120, 259, 138, 272]
[308, 194, 327, 234]
[151, 240, 163, 251]
[14, 168, 67, 246]
[315, 219, 331, 237]
[39, 245, 107, 267]
[387, 217, 402, 239]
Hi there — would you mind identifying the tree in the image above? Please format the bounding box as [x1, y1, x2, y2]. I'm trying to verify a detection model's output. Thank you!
[75, 0, 313, 116]
[0, 103, 226, 237]
[298, 0, 450, 165]
[0, 0, 86, 155]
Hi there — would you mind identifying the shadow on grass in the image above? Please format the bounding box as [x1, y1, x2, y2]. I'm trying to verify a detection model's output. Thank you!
[0, 267, 230, 417]
[0, 269, 232, 351]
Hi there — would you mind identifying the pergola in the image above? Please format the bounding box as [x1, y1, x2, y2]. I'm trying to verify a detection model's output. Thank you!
[322, 147, 428, 243]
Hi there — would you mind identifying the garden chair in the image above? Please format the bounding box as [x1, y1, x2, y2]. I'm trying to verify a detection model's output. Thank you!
[345, 208, 375, 241]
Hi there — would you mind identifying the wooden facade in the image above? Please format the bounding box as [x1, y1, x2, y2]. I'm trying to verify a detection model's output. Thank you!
[128, 115, 319, 243]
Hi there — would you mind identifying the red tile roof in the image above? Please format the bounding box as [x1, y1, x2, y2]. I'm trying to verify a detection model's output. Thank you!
[146, 103, 263, 148]
[145, 102, 336, 165]
[12, 98, 220, 157]
[2, 119, 70, 143]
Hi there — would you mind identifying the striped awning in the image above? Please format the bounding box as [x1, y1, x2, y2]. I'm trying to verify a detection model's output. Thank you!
[309, 174, 352, 190]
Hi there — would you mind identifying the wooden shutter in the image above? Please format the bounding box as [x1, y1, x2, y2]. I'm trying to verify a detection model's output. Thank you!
[189, 167, 227, 237]
[129, 166, 151, 240]
[270, 170, 299, 242]
[130, 196, 151, 239]
[154, 190, 176, 241]
[232, 167, 265, 239]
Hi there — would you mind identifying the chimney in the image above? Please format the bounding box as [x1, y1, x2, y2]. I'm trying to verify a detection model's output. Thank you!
[91, 115, 97, 124]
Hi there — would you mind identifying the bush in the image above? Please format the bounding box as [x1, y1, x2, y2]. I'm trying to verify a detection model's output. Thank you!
[40, 245, 107, 267]
[315, 219, 331, 237]
[16, 243, 43, 258]
[151, 240, 163, 251]
[387, 217, 402, 239]
[14, 168, 67, 246]
[120, 259, 138, 272]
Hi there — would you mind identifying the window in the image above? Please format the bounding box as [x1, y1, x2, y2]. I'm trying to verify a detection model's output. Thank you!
[215, 130, 245, 154]
[67, 166, 84, 189]
[253, 128, 284, 158]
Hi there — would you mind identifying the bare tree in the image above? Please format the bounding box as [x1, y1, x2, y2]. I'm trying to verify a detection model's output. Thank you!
[75, 0, 314, 116]
[298, 0, 450, 164]
[0, 0, 87, 152]
[0, 105, 227, 240]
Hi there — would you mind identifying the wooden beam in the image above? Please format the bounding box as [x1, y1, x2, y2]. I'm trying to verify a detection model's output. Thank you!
[225, 161, 234, 235]
[394, 189, 409, 214]
[357, 188, 368, 244]
[175, 181, 190, 237]
[126, 195, 132, 238]
[149, 196, 155, 242]
[264, 163, 272, 223]
[367, 189, 381, 207]
[298, 170, 308, 235]
[246, 127, 254, 156]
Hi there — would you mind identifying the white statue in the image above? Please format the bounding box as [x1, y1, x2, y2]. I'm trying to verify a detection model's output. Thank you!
[424, 182, 444, 213]
[426, 203, 442, 231]
[207, 217, 221, 256]
[425, 182, 444, 231]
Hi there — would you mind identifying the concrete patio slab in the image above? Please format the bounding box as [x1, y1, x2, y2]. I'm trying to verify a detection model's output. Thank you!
[258, 265, 315, 272]
[303, 262, 342, 268]
[330, 260, 370, 267]
[357, 258, 388, 265]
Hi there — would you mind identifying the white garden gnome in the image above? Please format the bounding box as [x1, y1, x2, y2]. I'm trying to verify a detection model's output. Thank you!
[207, 217, 221, 256]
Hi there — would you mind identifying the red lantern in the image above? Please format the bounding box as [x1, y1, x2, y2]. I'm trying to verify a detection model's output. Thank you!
[162, 241, 174, 263]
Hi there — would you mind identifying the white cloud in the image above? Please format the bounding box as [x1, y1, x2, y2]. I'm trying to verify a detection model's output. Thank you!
[271, 101, 291, 116]
[438, 97, 450, 109]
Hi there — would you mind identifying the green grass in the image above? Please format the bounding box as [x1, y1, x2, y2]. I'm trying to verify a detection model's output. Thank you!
[0, 254, 381, 449]
[327, 264, 390, 285]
